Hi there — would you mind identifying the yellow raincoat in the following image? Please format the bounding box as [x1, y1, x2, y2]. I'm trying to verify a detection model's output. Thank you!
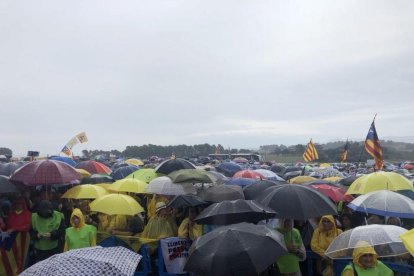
[140, 215, 177, 240]
[342, 242, 393, 276]
[64, 208, 97, 251]
[311, 215, 343, 257]
[178, 218, 202, 240]
[147, 195, 169, 219]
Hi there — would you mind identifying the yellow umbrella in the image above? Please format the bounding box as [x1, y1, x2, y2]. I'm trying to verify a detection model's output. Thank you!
[319, 163, 331, 168]
[94, 183, 112, 189]
[61, 184, 109, 199]
[75, 168, 92, 178]
[89, 194, 144, 216]
[289, 175, 316, 184]
[346, 171, 414, 195]
[400, 228, 414, 256]
[125, 158, 144, 166]
[107, 178, 148, 194]
[323, 176, 343, 182]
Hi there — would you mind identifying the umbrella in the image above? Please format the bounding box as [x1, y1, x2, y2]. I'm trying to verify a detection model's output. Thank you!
[125, 158, 144, 166]
[225, 177, 256, 187]
[155, 158, 196, 175]
[339, 175, 360, 186]
[254, 169, 285, 181]
[309, 184, 353, 202]
[146, 176, 196, 195]
[75, 169, 92, 178]
[199, 185, 245, 203]
[258, 184, 337, 220]
[0, 176, 18, 193]
[89, 194, 144, 216]
[61, 184, 109, 199]
[233, 170, 264, 180]
[81, 174, 114, 184]
[0, 161, 26, 176]
[347, 190, 414, 219]
[288, 175, 316, 184]
[50, 156, 77, 167]
[270, 164, 286, 176]
[184, 222, 287, 276]
[325, 224, 408, 259]
[10, 160, 81, 186]
[110, 165, 140, 180]
[243, 180, 282, 200]
[20, 246, 141, 276]
[111, 161, 130, 170]
[107, 178, 148, 194]
[346, 171, 414, 195]
[216, 162, 242, 177]
[323, 176, 343, 182]
[76, 160, 112, 175]
[167, 194, 207, 209]
[126, 168, 163, 183]
[194, 199, 277, 225]
[205, 171, 228, 184]
[400, 228, 414, 256]
[168, 169, 214, 183]
[311, 167, 344, 178]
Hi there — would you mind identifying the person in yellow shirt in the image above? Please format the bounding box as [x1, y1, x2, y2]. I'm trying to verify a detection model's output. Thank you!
[178, 207, 202, 241]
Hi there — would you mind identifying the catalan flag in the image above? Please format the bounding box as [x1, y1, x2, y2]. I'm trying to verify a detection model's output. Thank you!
[61, 145, 72, 157]
[303, 139, 319, 162]
[340, 139, 349, 162]
[365, 120, 383, 170]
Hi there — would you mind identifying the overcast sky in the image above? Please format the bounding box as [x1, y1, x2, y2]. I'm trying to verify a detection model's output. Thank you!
[1, 1, 414, 156]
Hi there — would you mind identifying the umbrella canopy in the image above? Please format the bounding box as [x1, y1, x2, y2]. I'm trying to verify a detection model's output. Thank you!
[225, 177, 256, 187]
[311, 167, 344, 178]
[50, 156, 77, 167]
[339, 175, 360, 186]
[146, 176, 196, 195]
[199, 185, 245, 203]
[194, 199, 277, 225]
[346, 171, 414, 195]
[270, 164, 286, 176]
[205, 171, 228, 184]
[258, 185, 337, 220]
[216, 162, 242, 177]
[20, 246, 141, 276]
[243, 180, 282, 200]
[309, 184, 353, 203]
[61, 184, 109, 199]
[323, 176, 343, 182]
[168, 169, 214, 183]
[288, 175, 316, 184]
[184, 222, 287, 276]
[233, 170, 264, 180]
[155, 158, 196, 175]
[126, 168, 163, 183]
[0, 161, 26, 176]
[347, 190, 414, 219]
[10, 160, 81, 186]
[254, 169, 285, 181]
[75, 169, 92, 178]
[325, 224, 408, 259]
[110, 165, 140, 180]
[400, 228, 414, 256]
[89, 194, 144, 216]
[81, 174, 114, 184]
[0, 176, 18, 193]
[125, 158, 144, 166]
[107, 178, 148, 194]
[111, 161, 130, 170]
[167, 194, 208, 209]
[76, 160, 112, 175]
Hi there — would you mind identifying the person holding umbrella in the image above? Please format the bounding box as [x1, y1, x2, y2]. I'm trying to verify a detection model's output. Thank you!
[64, 208, 97, 251]
[178, 207, 202, 241]
[341, 241, 393, 276]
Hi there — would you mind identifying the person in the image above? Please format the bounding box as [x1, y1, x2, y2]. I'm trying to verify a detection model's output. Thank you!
[178, 207, 202, 241]
[276, 218, 306, 276]
[64, 208, 97, 251]
[140, 202, 177, 240]
[111, 214, 145, 236]
[31, 200, 65, 262]
[341, 241, 393, 276]
[339, 213, 353, 231]
[311, 215, 343, 276]
[386, 217, 402, 227]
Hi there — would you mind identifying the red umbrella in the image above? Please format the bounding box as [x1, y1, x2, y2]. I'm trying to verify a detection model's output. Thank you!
[10, 160, 81, 186]
[310, 184, 353, 202]
[233, 170, 264, 180]
[76, 160, 112, 175]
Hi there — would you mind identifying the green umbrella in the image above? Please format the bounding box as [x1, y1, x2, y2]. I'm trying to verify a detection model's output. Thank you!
[168, 169, 214, 184]
[126, 168, 163, 184]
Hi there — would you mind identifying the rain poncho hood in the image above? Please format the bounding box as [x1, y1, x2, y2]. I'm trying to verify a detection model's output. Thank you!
[70, 208, 85, 230]
[140, 215, 177, 240]
[352, 241, 378, 268]
[64, 209, 96, 251]
[311, 215, 342, 257]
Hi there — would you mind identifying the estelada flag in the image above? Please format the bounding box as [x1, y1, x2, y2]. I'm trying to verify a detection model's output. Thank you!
[303, 139, 319, 162]
[340, 140, 349, 162]
[76, 132, 88, 143]
[61, 145, 72, 157]
[365, 120, 383, 170]
[0, 232, 30, 275]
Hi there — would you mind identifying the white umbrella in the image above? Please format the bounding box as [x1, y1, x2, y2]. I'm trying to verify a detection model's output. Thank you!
[146, 176, 196, 195]
[254, 169, 285, 181]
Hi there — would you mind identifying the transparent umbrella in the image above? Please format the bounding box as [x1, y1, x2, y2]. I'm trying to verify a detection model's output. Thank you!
[325, 224, 408, 259]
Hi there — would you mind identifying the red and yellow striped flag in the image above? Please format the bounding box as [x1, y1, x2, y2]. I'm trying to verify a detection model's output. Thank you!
[303, 139, 319, 162]
[365, 120, 383, 170]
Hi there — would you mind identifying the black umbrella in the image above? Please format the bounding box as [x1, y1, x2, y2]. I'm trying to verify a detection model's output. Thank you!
[216, 162, 242, 177]
[184, 222, 287, 276]
[339, 175, 360, 186]
[167, 194, 208, 209]
[155, 158, 196, 175]
[81, 174, 114, 184]
[110, 165, 139, 180]
[270, 164, 286, 176]
[111, 161, 130, 170]
[0, 161, 26, 177]
[194, 199, 277, 225]
[258, 184, 337, 220]
[243, 180, 284, 200]
[198, 185, 244, 203]
[0, 176, 19, 193]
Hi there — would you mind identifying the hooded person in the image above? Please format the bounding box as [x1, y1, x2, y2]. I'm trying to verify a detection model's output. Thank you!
[311, 215, 343, 276]
[341, 241, 393, 276]
[178, 207, 202, 241]
[31, 200, 65, 262]
[140, 202, 177, 240]
[64, 208, 97, 251]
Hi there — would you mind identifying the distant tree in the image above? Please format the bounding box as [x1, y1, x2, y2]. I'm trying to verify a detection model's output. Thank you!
[0, 147, 12, 156]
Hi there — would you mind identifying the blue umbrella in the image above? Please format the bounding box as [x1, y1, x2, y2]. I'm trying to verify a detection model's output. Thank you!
[50, 156, 77, 167]
[110, 165, 140, 180]
[225, 178, 256, 187]
[216, 162, 242, 177]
